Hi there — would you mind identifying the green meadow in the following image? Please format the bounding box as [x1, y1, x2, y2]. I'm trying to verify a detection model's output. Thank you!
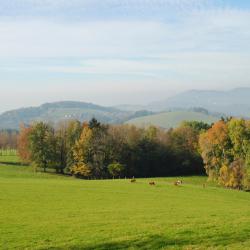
[0, 155, 250, 250]
[0, 155, 19, 165]
[126, 111, 218, 129]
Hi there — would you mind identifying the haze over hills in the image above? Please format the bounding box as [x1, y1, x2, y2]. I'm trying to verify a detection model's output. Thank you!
[114, 104, 146, 112]
[0, 88, 249, 130]
[147, 88, 250, 117]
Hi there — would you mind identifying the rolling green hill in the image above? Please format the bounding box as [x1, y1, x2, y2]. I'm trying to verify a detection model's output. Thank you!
[0, 101, 156, 130]
[126, 111, 218, 128]
[0, 101, 134, 130]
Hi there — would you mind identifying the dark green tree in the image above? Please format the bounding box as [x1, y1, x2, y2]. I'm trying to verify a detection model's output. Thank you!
[29, 122, 57, 172]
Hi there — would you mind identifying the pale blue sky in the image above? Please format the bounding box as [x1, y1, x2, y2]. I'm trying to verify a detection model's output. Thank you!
[0, 0, 250, 112]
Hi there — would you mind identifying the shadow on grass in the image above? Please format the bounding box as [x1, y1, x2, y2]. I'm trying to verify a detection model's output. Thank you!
[0, 161, 22, 166]
[46, 235, 186, 250]
[44, 230, 250, 250]
[83, 235, 185, 250]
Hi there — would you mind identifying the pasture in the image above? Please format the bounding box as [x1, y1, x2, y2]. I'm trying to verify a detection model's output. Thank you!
[0, 150, 19, 165]
[0, 157, 250, 249]
[126, 111, 218, 129]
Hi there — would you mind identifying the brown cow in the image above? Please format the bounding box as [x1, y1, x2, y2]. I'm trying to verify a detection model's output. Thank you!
[149, 181, 155, 186]
[131, 179, 136, 183]
[174, 180, 182, 186]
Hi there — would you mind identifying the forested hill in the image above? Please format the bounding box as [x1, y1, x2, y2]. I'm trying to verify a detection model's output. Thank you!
[147, 88, 250, 117]
[0, 101, 144, 130]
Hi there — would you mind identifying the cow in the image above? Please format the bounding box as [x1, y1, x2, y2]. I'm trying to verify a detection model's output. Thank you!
[174, 180, 183, 186]
[149, 181, 155, 186]
[131, 179, 136, 183]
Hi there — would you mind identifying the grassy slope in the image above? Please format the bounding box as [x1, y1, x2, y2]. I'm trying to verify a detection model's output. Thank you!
[0, 160, 250, 249]
[126, 111, 218, 128]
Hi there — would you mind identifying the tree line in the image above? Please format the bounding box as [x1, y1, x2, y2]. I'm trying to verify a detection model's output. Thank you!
[17, 119, 208, 178]
[16, 117, 250, 190]
[0, 129, 18, 155]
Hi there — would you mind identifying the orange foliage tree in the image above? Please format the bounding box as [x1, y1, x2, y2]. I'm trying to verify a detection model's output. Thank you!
[17, 124, 32, 163]
[199, 120, 232, 180]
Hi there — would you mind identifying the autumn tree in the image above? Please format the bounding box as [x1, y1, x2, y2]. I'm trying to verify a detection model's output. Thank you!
[71, 125, 93, 177]
[220, 159, 246, 189]
[228, 159, 246, 189]
[228, 119, 250, 160]
[65, 120, 82, 169]
[71, 163, 92, 179]
[199, 119, 250, 190]
[219, 165, 231, 187]
[84, 120, 114, 178]
[17, 124, 32, 164]
[199, 121, 232, 180]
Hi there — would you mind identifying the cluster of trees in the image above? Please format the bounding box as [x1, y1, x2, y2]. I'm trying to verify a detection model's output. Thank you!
[0, 129, 18, 155]
[17, 119, 209, 178]
[5, 118, 250, 190]
[199, 119, 250, 190]
[15, 117, 250, 190]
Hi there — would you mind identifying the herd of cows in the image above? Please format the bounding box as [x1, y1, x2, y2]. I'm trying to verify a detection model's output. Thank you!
[130, 178, 183, 186]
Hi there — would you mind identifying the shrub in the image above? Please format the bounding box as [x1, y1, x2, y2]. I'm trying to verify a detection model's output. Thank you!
[108, 163, 125, 178]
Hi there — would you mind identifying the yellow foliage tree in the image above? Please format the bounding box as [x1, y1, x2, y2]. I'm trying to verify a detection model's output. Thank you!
[243, 168, 250, 191]
[70, 126, 93, 178]
[228, 160, 245, 189]
[71, 163, 91, 178]
[219, 160, 246, 189]
[199, 121, 232, 180]
[219, 165, 231, 187]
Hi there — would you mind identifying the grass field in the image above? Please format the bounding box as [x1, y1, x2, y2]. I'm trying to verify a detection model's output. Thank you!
[1, 156, 250, 249]
[0, 154, 20, 164]
[0, 150, 19, 165]
[126, 111, 218, 129]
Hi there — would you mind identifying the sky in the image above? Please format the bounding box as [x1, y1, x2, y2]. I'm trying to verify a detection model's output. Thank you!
[0, 0, 250, 112]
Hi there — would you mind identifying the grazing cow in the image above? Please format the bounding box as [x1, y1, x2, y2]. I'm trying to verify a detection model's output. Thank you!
[149, 181, 155, 186]
[174, 180, 182, 186]
[131, 179, 136, 183]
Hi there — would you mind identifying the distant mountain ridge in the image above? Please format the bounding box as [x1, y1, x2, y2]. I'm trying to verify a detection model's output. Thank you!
[147, 88, 250, 117]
